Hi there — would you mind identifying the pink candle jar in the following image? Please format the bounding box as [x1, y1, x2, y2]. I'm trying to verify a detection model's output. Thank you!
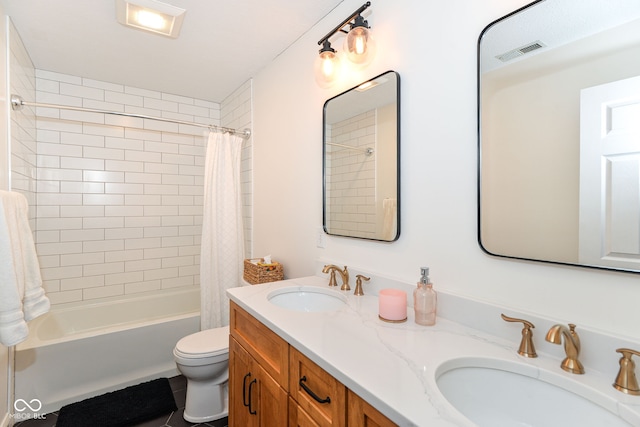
[378, 289, 407, 323]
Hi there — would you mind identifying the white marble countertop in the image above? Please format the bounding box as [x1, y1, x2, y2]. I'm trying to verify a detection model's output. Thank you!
[227, 275, 640, 426]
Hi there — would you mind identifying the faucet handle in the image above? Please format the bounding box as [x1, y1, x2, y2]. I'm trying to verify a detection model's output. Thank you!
[613, 348, 640, 395]
[327, 270, 338, 287]
[501, 313, 537, 358]
[340, 266, 350, 291]
[354, 275, 370, 296]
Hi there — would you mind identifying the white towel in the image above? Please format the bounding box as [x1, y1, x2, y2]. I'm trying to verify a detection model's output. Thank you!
[0, 190, 50, 347]
[382, 198, 397, 241]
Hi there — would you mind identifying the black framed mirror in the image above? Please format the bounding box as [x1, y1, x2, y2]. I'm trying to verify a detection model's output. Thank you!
[478, 0, 640, 272]
[323, 70, 400, 241]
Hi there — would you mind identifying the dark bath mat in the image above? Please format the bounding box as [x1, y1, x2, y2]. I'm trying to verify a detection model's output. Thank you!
[56, 377, 177, 427]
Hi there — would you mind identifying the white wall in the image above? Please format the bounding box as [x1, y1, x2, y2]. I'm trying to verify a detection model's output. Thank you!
[252, 0, 640, 342]
[0, 10, 9, 427]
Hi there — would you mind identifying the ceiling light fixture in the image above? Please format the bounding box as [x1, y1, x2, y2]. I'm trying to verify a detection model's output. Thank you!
[116, 0, 186, 38]
[315, 2, 374, 88]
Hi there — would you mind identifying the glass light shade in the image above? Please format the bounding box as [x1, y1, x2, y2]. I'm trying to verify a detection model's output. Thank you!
[344, 26, 375, 65]
[314, 50, 341, 88]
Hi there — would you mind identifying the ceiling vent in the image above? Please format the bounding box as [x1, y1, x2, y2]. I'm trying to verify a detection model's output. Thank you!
[496, 40, 546, 62]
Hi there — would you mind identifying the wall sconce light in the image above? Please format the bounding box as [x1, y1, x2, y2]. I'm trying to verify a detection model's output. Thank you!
[315, 2, 374, 87]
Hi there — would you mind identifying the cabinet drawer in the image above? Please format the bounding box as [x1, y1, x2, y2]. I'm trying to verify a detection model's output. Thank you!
[347, 389, 397, 427]
[289, 396, 321, 427]
[289, 347, 346, 427]
[230, 301, 289, 389]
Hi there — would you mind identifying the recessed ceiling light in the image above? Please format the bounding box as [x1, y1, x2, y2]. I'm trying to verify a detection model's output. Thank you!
[116, 0, 186, 38]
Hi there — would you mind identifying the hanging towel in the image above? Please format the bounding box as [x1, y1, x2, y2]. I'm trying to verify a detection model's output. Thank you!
[0, 190, 50, 347]
[382, 198, 397, 241]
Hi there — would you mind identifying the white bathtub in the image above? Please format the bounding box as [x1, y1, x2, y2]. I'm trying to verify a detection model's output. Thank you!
[15, 288, 200, 415]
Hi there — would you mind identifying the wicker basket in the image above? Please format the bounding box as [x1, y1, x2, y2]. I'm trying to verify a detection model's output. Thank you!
[243, 258, 284, 284]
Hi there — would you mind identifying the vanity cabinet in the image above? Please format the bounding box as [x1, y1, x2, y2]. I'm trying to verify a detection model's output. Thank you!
[229, 302, 397, 427]
[289, 347, 346, 427]
[229, 301, 289, 426]
[347, 390, 397, 427]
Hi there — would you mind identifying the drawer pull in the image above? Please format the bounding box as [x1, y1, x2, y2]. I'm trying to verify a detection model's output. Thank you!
[248, 378, 257, 415]
[242, 373, 251, 407]
[299, 376, 331, 404]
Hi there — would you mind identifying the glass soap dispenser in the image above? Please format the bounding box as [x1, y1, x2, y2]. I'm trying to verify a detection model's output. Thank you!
[414, 267, 437, 326]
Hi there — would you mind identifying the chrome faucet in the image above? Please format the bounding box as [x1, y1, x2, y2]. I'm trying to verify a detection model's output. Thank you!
[322, 264, 350, 291]
[545, 323, 585, 374]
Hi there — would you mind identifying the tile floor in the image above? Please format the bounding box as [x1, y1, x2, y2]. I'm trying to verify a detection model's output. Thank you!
[15, 376, 228, 427]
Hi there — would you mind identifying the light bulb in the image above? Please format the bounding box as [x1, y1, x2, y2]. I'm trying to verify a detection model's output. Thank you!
[135, 9, 167, 30]
[315, 41, 340, 88]
[344, 15, 375, 66]
[320, 51, 336, 78]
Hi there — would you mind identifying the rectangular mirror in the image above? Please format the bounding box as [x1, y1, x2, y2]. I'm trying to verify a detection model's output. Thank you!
[323, 71, 400, 241]
[479, 0, 640, 272]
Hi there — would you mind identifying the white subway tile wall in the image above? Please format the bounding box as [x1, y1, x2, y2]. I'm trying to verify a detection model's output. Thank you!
[325, 110, 376, 238]
[9, 21, 37, 221]
[21, 70, 254, 306]
[221, 80, 253, 255]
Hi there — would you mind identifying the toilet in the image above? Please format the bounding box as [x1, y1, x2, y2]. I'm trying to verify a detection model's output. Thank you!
[173, 325, 230, 423]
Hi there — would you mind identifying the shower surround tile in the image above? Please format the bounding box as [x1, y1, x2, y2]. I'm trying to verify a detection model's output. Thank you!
[31, 70, 253, 306]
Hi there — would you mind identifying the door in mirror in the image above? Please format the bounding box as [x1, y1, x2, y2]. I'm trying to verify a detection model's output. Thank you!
[478, 0, 640, 272]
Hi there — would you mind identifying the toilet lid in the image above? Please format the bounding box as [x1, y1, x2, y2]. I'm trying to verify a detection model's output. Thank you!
[175, 325, 230, 358]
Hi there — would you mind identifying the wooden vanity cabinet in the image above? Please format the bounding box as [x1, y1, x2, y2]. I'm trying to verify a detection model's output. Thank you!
[347, 389, 398, 427]
[289, 347, 346, 427]
[229, 302, 397, 427]
[229, 301, 289, 426]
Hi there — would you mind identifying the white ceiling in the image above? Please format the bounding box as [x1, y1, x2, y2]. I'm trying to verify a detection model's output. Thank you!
[1, 0, 344, 101]
[480, 0, 640, 73]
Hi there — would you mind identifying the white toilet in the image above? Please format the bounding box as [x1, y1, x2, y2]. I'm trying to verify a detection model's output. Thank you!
[173, 325, 230, 423]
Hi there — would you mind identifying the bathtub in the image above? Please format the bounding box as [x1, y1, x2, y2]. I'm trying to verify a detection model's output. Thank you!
[15, 288, 200, 415]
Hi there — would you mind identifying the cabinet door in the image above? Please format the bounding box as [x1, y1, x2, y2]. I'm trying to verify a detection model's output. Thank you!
[289, 347, 346, 427]
[255, 363, 288, 427]
[230, 336, 288, 427]
[347, 389, 397, 427]
[229, 337, 257, 427]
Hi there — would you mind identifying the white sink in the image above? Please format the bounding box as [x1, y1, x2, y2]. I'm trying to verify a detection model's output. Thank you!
[436, 358, 638, 427]
[267, 286, 347, 312]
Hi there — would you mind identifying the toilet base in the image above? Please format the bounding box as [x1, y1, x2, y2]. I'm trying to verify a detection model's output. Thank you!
[183, 381, 228, 423]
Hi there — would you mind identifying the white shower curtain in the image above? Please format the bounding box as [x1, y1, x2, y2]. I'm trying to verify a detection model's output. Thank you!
[200, 131, 245, 329]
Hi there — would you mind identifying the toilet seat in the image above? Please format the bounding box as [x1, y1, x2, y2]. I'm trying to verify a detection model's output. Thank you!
[175, 325, 230, 359]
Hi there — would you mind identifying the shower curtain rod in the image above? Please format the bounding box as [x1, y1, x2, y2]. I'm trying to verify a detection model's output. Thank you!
[326, 142, 374, 156]
[10, 94, 251, 139]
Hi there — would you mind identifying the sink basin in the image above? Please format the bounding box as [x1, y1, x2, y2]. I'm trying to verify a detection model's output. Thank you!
[436, 358, 637, 427]
[267, 286, 347, 312]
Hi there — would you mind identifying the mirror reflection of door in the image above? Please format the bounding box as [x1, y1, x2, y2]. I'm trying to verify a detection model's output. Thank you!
[478, 0, 640, 272]
[579, 75, 640, 269]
